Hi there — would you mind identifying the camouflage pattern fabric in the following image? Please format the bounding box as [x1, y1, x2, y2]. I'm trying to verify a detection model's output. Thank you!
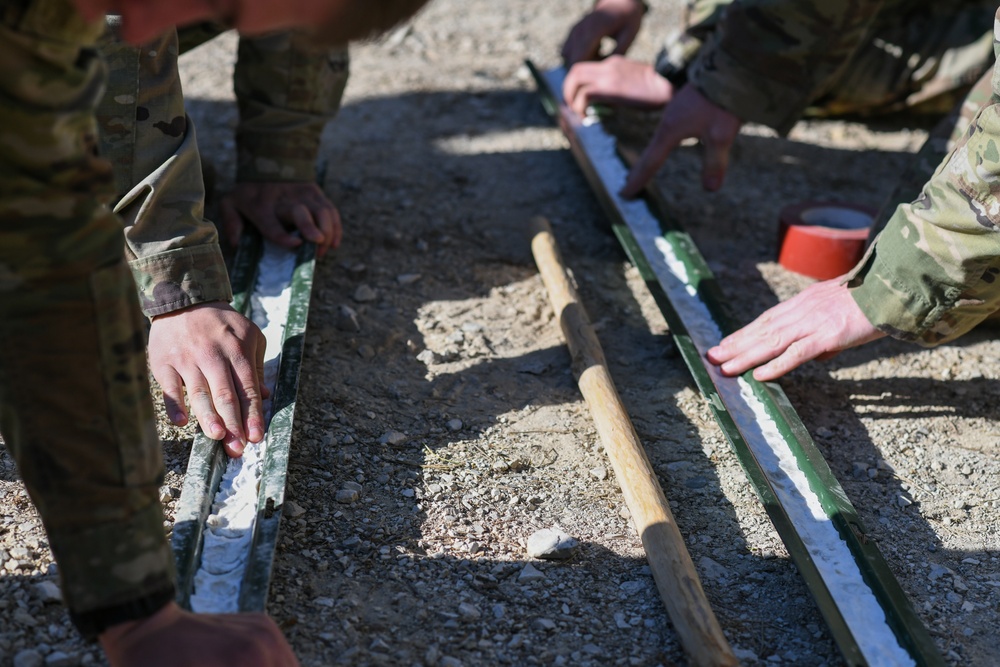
[847, 8, 1000, 345]
[0, 0, 175, 638]
[97, 19, 232, 318]
[96, 23, 349, 318]
[665, 0, 995, 134]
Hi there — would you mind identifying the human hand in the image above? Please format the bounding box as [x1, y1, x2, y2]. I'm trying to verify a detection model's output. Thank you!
[563, 55, 673, 117]
[620, 84, 742, 197]
[148, 302, 268, 458]
[561, 0, 646, 65]
[99, 602, 300, 667]
[706, 279, 886, 381]
[220, 182, 342, 259]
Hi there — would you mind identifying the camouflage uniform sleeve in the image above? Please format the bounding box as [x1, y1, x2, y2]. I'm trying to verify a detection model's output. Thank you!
[847, 10, 1000, 345]
[234, 32, 349, 183]
[685, 0, 886, 134]
[98, 20, 232, 318]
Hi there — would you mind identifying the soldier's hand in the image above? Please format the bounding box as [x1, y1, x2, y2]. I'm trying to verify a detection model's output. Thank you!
[621, 84, 743, 197]
[99, 602, 299, 667]
[563, 56, 673, 117]
[562, 0, 646, 66]
[220, 182, 342, 259]
[706, 278, 886, 380]
[148, 302, 268, 458]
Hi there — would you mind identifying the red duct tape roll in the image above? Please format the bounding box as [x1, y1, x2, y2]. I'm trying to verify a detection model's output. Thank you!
[777, 201, 876, 281]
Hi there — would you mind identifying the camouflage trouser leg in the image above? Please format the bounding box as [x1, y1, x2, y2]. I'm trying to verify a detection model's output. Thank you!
[867, 69, 995, 245]
[0, 0, 174, 638]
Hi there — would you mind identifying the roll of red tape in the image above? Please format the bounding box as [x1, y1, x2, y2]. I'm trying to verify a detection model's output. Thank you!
[777, 201, 876, 281]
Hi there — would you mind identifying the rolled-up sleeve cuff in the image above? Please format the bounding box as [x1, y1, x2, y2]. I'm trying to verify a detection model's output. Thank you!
[129, 244, 233, 318]
[848, 243, 960, 344]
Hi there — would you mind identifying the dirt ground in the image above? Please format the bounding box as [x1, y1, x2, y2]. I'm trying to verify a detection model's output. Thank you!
[2, 1, 1000, 666]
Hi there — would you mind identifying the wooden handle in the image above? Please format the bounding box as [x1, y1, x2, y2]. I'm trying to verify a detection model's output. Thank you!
[530, 216, 739, 667]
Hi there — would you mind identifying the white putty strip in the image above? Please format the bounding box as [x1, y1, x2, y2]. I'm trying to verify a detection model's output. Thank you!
[190, 241, 296, 613]
[543, 68, 915, 666]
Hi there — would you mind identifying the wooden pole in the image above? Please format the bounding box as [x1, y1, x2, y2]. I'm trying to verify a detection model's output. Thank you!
[530, 216, 739, 667]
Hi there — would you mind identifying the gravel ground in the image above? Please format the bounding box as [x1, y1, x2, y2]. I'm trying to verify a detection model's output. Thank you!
[2, 2, 1000, 666]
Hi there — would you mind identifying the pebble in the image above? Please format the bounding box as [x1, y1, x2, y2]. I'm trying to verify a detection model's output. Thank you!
[517, 562, 546, 582]
[14, 610, 37, 627]
[283, 500, 307, 518]
[896, 494, 913, 507]
[815, 426, 833, 438]
[396, 273, 422, 285]
[335, 305, 361, 332]
[357, 344, 376, 360]
[13, 650, 42, 667]
[336, 489, 360, 504]
[531, 618, 556, 631]
[458, 602, 481, 620]
[614, 612, 630, 629]
[416, 349, 437, 365]
[440, 657, 464, 667]
[928, 564, 952, 581]
[698, 556, 731, 583]
[352, 284, 377, 303]
[32, 581, 62, 604]
[446, 419, 463, 432]
[589, 466, 608, 481]
[526, 528, 578, 560]
[44, 652, 75, 667]
[379, 430, 408, 446]
[158, 486, 173, 504]
[619, 580, 646, 597]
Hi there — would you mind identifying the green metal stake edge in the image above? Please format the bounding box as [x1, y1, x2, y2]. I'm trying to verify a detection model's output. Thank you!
[239, 240, 316, 612]
[528, 60, 943, 667]
[172, 231, 264, 609]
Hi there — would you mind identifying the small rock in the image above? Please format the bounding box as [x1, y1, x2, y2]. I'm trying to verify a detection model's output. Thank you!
[283, 500, 307, 518]
[440, 657, 464, 667]
[458, 602, 481, 620]
[336, 489, 360, 504]
[352, 284, 377, 303]
[335, 305, 361, 332]
[416, 349, 437, 365]
[698, 556, 731, 583]
[344, 481, 363, 492]
[928, 564, 952, 581]
[45, 652, 75, 667]
[33, 581, 62, 604]
[369, 637, 390, 652]
[517, 562, 546, 582]
[396, 273, 422, 286]
[10, 546, 30, 560]
[158, 486, 173, 504]
[619, 580, 645, 597]
[378, 430, 407, 446]
[460, 322, 483, 333]
[357, 344, 376, 360]
[346, 262, 367, 279]
[531, 618, 557, 631]
[446, 419, 463, 432]
[952, 498, 967, 510]
[14, 609, 38, 627]
[526, 528, 578, 560]
[897, 494, 913, 507]
[13, 650, 43, 667]
[815, 426, 833, 438]
[589, 466, 608, 481]
[492, 604, 505, 619]
[614, 612, 630, 629]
